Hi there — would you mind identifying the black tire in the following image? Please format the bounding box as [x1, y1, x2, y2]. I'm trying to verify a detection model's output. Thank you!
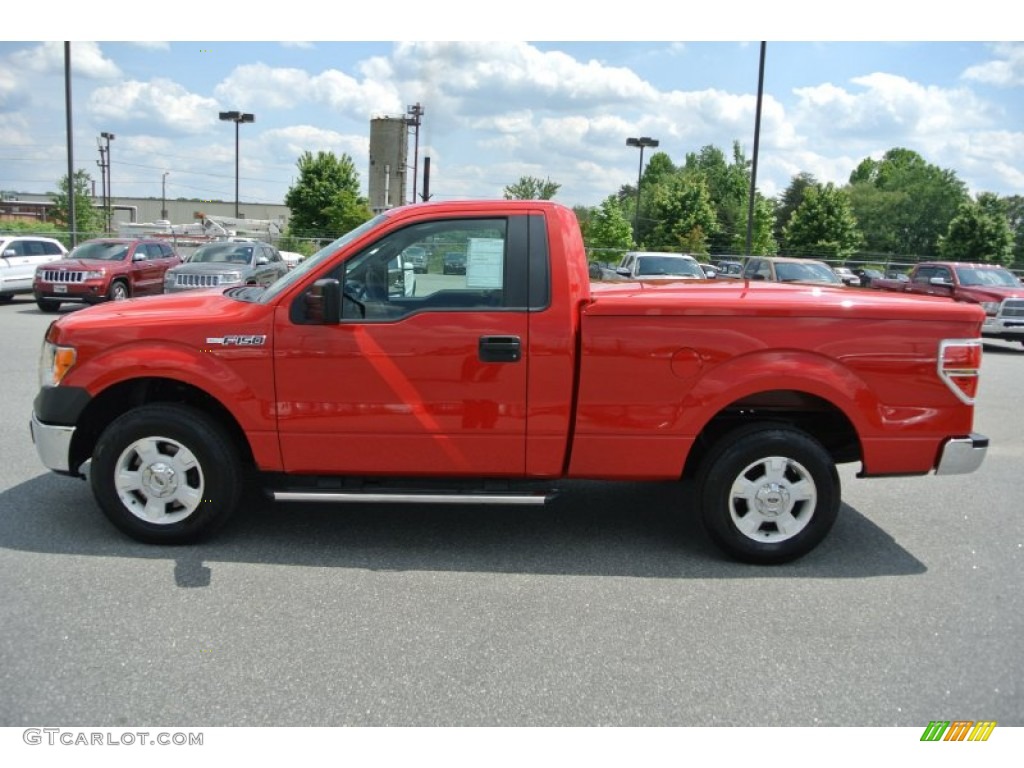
[89, 404, 243, 544]
[0, 294, 14, 303]
[108, 280, 130, 301]
[36, 297, 61, 312]
[695, 423, 840, 564]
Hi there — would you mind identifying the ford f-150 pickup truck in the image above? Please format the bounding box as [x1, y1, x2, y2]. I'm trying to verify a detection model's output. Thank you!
[870, 261, 1024, 347]
[30, 201, 989, 563]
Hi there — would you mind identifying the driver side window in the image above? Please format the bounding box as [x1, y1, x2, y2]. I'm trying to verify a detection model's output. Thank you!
[340, 218, 509, 321]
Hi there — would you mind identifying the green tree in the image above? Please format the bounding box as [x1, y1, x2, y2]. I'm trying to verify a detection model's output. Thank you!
[585, 196, 634, 260]
[284, 151, 371, 237]
[783, 182, 862, 259]
[1003, 194, 1024, 265]
[938, 193, 1014, 265]
[683, 143, 750, 254]
[49, 170, 104, 238]
[775, 172, 817, 248]
[738, 194, 779, 256]
[847, 148, 968, 257]
[503, 176, 560, 200]
[647, 173, 719, 254]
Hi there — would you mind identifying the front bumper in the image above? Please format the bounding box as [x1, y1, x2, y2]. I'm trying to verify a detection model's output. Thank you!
[982, 316, 1024, 340]
[30, 411, 76, 474]
[935, 433, 988, 476]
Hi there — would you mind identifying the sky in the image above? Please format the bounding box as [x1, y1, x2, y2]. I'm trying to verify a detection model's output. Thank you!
[2, 4, 1022, 218]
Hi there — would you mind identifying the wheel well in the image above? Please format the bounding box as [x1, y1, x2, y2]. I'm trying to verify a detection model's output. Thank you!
[69, 377, 255, 474]
[682, 389, 861, 479]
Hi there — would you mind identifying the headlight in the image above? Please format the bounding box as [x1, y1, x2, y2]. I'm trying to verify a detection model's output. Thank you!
[980, 301, 1000, 316]
[39, 341, 77, 388]
[220, 272, 243, 285]
[82, 270, 104, 280]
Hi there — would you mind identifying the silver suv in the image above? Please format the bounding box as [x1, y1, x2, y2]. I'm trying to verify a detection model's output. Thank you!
[0, 235, 67, 302]
[163, 241, 289, 293]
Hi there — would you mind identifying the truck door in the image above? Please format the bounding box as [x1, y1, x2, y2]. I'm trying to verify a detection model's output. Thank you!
[273, 215, 534, 476]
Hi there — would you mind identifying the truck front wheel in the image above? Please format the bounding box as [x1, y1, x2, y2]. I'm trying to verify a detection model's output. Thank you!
[696, 424, 840, 564]
[90, 404, 242, 544]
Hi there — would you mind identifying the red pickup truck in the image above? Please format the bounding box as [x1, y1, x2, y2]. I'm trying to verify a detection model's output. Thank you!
[870, 262, 1024, 347]
[30, 201, 988, 563]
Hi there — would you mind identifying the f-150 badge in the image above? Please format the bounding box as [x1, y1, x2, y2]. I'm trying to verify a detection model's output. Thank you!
[205, 335, 267, 346]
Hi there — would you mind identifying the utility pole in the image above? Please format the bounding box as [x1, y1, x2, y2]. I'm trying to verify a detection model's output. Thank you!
[64, 42, 76, 246]
[101, 132, 115, 232]
[97, 142, 107, 227]
[162, 172, 169, 220]
[406, 102, 424, 204]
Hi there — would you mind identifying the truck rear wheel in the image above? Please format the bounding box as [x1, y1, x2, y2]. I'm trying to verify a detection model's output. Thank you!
[696, 423, 840, 564]
[90, 404, 242, 544]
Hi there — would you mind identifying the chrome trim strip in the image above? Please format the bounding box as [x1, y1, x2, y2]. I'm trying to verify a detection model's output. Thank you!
[273, 491, 551, 505]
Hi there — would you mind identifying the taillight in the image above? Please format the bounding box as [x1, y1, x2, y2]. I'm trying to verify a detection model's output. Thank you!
[938, 339, 982, 404]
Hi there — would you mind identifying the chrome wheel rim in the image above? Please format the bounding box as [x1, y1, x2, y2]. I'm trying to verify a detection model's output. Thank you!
[114, 436, 204, 525]
[728, 455, 816, 543]
[111, 284, 128, 300]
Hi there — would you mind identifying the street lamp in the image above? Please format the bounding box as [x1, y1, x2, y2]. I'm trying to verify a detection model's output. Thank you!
[626, 136, 659, 241]
[101, 131, 115, 232]
[219, 111, 255, 217]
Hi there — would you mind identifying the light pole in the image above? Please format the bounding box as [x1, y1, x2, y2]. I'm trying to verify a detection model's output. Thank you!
[161, 172, 169, 220]
[101, 131, 115, 232]
[219, 111, 254, 218]
[626, 136, 659, 242]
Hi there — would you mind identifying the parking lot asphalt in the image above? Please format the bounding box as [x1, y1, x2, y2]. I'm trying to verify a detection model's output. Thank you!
[0, 295, 1021, 727]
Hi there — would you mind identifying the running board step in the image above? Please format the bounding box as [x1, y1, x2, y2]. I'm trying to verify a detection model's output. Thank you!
[272, 491, 553, 506]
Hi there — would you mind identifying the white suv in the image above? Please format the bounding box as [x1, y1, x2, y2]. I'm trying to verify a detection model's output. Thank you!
[0, 235, 68, 302]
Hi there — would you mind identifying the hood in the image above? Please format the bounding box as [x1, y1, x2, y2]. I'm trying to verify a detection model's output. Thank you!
[38, 257, 126, 270]
[957, 285, 1024, 301]
[50, 289, 271, 338]
[168, 262, 249, 274]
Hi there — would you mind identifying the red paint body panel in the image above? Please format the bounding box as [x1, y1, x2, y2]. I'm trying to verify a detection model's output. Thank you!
[42, 201, 985, 483]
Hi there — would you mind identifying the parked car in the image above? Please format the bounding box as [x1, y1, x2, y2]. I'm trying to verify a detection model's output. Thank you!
[164, 241, 289, 293]
[403, 245, 429, 274]
[0, 235, 68, 302]
[715, 260, 745, 279]
[442, 252, 467, 275]
[741, 256, 845, 287]
[699, 263, 718, 278]
[832, 266, 861, 287]
[614, 252, 705, 280]
[852, 267, 885, 288]
[33, 238, 181, 312]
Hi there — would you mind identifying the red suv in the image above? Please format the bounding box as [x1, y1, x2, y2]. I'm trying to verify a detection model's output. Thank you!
[33, 238, 181, 312]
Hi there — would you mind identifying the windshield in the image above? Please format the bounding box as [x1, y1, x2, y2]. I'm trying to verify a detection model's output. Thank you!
[776, 262, 841, 283]
[955, 266, 1021, 287]
[70, 242, 129, 261]
[189, 243, 254, 265]
[258, 214, 390, 304]
[635, 256, 703, 277]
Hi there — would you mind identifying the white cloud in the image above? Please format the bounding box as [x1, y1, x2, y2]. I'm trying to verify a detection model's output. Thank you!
[10, 41, 120, 79]
[213, 63, 403, 117]
[131, 42, 171, 51]
[962, 43, 1024, 87]
[88, 79, 220, 134]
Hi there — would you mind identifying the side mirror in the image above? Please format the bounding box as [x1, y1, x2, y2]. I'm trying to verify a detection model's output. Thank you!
[256, 256, 269, 266]
[616, 267, 631, 276]
[3, 249, 16, 257]
[306, 278, 341, 324]
[929, 276, 953, 287]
